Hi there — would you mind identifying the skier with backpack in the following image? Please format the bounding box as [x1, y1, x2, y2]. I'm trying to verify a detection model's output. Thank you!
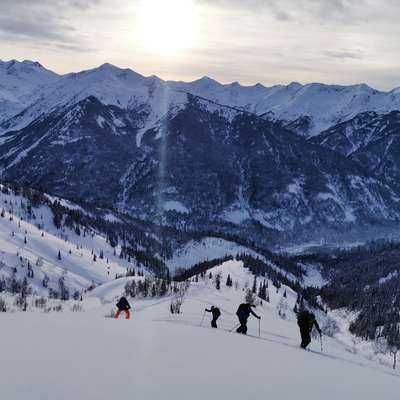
[114, 296, 131, 319]
[297, 310, 322, 348]
[205, 305, 221, 328]
[235, 303, 261, 334]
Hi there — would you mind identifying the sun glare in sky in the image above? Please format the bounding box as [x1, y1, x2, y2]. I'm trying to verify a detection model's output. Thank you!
[135, 0, 200, 57]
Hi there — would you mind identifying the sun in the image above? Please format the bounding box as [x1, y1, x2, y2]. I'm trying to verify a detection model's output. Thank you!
[135, 0, 199, 56]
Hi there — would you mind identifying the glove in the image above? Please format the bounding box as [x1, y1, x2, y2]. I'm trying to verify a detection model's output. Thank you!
[319, 330, 322, 335]
[205, 308, 207, 311]
[258, 316, 261, 320]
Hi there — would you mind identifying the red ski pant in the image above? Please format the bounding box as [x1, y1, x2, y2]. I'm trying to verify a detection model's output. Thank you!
[114, 309, 130, 319]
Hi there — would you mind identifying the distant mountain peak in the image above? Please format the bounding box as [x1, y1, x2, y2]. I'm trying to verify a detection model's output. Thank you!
[0, 59, 53, 75]
[197, 76, 219, 83]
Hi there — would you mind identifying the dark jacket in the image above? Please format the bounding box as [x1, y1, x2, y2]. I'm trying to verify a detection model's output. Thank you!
[237, 304, 259, 320]
[298, 311, 321, 333]
[206, 307, 221, 319]
[116, 297, 131, 310]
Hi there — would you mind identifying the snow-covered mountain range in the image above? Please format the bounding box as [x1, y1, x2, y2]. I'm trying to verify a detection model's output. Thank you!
[1, 59, 400, 248]
[2, 59, 400, 137]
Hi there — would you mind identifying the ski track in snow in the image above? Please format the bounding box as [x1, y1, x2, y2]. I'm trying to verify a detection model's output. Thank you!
[155, 314, 399, 379]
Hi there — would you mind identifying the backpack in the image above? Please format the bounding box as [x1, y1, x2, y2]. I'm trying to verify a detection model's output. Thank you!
[214, 308, 221, 318]
[236, 303, 247, 316]
[297, 310, 309, 327]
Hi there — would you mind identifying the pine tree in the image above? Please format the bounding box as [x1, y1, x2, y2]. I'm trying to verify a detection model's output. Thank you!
[213, 271, 222, 290]
[252, 276, 257, 294]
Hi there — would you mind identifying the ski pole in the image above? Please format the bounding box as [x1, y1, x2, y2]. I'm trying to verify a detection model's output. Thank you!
[320, 333, 323, 353]
[200, 310, 206, 326]
[259, 318, 261, 338]
[229, 323, 240, 332]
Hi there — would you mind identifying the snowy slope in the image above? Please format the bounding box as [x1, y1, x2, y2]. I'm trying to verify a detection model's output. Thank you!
[0, 260, 399, 400]
[0, 184, 399, 399]
[0, 186, 131, 297]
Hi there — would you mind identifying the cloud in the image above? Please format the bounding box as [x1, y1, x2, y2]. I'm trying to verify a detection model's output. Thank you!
[324, 50, 363, 60]
[197, 0, 400, 27]
[0, 0, 113, 52]
[1, 0, 399, 90]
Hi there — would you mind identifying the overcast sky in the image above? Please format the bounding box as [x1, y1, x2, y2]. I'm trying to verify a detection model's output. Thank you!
[1, 0, 399, 90]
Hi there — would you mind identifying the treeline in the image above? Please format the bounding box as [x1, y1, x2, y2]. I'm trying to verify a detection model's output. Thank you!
[173, 255, 235, 281]
[293, 240, 400, 345]
[0, 270, 85, 303]
[123, 276, 188, 300]
[0, 266, 188, 312]
[0, 273, 31, 296]
[239, 253, 323, 311]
